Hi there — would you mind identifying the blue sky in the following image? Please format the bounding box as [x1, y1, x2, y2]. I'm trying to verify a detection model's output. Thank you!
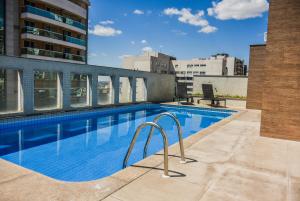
[88, 0, 269, 67]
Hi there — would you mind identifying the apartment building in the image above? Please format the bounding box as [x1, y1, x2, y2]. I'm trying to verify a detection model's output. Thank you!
[173, 54, 245, 94]
[122, 51, 177, 74]
[1, 0, 89, 64]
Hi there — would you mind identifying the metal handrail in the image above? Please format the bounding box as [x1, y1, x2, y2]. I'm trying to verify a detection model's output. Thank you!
[143, 112, 186, 163]
[123, 122, 170, 177]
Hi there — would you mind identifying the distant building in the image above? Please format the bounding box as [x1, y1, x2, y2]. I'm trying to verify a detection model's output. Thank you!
[122, 51, 245, 94]
[1, 0, 90, 64]
[122, 51, 177, 74]
[172, 54, 245, 94]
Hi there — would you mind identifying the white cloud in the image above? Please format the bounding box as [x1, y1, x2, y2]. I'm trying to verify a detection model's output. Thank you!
[141, 40, 147, 44]
[119, 54, 132, 59]
[207, 0, 269, 20]
[199, 25, 218, 33]
[89, 24, 122, 37]
[131, 41, 136, 45]
[133, 9, 144, 15]
[163, 8, 217, 34]
[142, 46, 153, 52]
[88, 53, 98, 57]
[100, 20, 114, 25]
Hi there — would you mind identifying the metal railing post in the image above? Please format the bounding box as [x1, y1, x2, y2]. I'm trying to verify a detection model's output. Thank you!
[123, 122, 170, 178]
[143, 112, 186, 163]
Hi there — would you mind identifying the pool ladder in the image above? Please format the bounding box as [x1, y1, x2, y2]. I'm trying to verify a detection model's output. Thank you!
[123, 112, 186, 178]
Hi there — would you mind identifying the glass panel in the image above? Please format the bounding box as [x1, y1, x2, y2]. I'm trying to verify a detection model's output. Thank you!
[119, 77, 132, 103]
[0, 0, 4, 54]
[71, 74, 88, 107]
[0, 69, 19, 113]
[34, 71, 59, 111]
[136, 78, 147, 102]
[97, 75, 113, 105]
[25, 5, 86, 30]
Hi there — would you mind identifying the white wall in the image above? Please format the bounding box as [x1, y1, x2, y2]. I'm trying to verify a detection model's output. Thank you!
[193, 76, 248, 97]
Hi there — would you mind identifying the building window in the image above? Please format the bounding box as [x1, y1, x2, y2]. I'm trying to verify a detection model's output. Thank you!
[45, 43, 54, 51]
[119, 77, 132, 103]
[0, 69, 22, 114]
[34, 71, 61, 111]
[97, 75, 113, 105]
[194, 64, 200, 67]
[25, 20, 35, 28]
[200, 64, 206, 67]
[136, 78, 147, 102]
[200, 72, 206, 75]
[0, 0, 5, 55]
[71, 73, 89, 107]
[24, 41, 34, 48]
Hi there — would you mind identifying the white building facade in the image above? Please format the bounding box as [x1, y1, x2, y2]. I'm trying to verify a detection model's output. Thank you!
[172, 54, 245, 94]
[122, 52, 245, 95]
[122, 51, 176, 74]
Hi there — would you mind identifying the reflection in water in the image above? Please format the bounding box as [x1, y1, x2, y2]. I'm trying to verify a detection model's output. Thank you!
[0, 106, 233, 182]
[18, 130, 23, 165]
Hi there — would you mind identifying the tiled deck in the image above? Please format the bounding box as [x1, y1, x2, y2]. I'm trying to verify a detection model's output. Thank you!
[1, 109, 299, 201]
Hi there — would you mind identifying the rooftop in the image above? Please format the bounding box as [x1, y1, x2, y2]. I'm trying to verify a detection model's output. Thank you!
[1, 106, 299, 201]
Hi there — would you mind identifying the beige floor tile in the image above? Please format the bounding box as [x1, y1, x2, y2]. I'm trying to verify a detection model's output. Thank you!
[290, 177, 300, 201]
[102, 195, 124, 201]
[0, 160, 32, 184]
[0, 173, 126, 201]
[113, 170, 205, 201]
[287, 141, 300, 178]
[155, 156, 220, 186]
[200, 165, 287, 201]
[185, 148, 232, 164]
[231, 137, 288, 175]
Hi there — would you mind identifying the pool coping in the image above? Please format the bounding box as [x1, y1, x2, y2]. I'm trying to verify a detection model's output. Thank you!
[0, 106, 245, 201]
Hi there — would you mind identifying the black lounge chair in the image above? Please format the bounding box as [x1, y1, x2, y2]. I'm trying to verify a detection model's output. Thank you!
[174, 82, 193, 105]
[201, 84, 226, 107]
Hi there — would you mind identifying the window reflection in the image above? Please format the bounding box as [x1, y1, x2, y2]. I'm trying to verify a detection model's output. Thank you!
[119, 77, 132, 103]
[0, 69, 20, 113]
[0, 0, 4, 55]
[71, 73, 88, 107]
[136, 78, 147, 102]
[34, 71, 60, 110]
[97, 75, 113, 105]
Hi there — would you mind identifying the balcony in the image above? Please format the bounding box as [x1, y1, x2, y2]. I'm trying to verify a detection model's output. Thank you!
[22, 26, 86, 48]
[21, 47, 86, 63]
[23, 5, 86, 31]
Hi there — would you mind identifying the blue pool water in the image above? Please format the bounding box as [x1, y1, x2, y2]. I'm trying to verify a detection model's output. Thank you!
[0, 104, 235, 182]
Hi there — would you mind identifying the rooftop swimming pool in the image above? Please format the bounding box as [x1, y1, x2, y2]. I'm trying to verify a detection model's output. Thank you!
[0, 104, 235, 182]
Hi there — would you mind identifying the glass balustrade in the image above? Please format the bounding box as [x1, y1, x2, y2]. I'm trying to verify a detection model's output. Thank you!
[21, 47, 86, 62]
[24, 5, 86, 31]
[22, 26, 86, 47]
[65, 35, 86, 46]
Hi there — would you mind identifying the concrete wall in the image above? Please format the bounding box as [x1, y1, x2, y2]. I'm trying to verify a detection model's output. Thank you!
[0, 55, 176, 116]
[260, 0, 300, 141]
[246, 45, 266, 109]
[5, 0, 19, 56]
[193, 76, 248, 97]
